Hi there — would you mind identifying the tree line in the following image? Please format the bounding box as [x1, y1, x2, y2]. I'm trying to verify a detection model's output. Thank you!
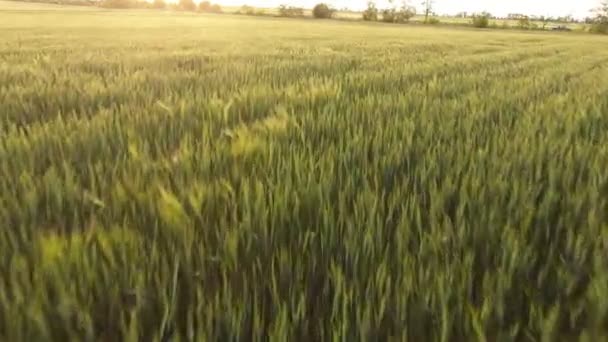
[17, 0, 608, 34]
[359, 0, 608, 33]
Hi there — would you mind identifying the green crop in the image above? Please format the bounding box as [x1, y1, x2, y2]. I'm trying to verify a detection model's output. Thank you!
[1, 3, 608, 341]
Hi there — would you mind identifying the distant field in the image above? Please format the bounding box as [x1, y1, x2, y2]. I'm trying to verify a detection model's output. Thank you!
[1, 1, 608, 340]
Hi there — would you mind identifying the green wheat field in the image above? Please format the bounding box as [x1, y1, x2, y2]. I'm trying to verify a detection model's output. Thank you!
[1, 2, 608, 340]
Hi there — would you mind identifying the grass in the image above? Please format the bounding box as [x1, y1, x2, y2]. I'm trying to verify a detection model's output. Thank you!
[1, 1, 608, 340]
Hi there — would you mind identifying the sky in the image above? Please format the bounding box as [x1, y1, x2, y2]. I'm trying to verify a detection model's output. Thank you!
[216, 0, 600, 19]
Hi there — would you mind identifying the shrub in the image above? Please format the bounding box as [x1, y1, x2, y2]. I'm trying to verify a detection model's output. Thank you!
[312, 3, 334, 19]
[426, 17, 440, 25]
[278, 5, 305, 17]
[471, 12, 490, 28]
[362, 1, 378, 21]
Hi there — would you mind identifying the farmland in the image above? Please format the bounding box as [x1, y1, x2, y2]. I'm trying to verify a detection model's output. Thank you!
[1, 2, 608, 340]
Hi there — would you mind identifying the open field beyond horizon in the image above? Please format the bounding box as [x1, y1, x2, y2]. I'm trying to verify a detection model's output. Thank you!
[1, 2, 608, 340]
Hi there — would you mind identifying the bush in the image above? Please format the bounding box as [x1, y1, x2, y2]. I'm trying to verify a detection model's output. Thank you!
[312, 3, 334, 19]
[471, 13, 490, 28]
[278, 5, 305, 17]
[362, 1, 378, 21]
[426, 17, 440, 25]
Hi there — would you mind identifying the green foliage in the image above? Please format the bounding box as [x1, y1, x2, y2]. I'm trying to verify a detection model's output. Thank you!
[2, 5, 608, 341]
[278, 4, 304, 18]
[362, 1, 378, 21]
[312, 3, 334, 19]
[471, 12, 491, 28]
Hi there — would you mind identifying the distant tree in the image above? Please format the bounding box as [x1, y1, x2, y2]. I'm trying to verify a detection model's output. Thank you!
[313, 3, 335, 19]
[380, 0, 415, 23]
[556, 14, 574, 23]
[198, 2, 221, 13]
[471, 12, 491, 28]
[238, 5, 256, 15]
[278, 5, 305, 17]
[178, 0, 195, 11]
[210, 4, 222, 13]
[152, 0, 165, 9]
[421, 0, 433, 23]
[362, 1, 379, 21]
[538, 16, 549, 30]
[198, 1, 211, 11]
[591, 0, 608, 33]
[397, 1, 416, 22]
[517, 15, 531, 29]
[381, 8, 395, 22]
[508, 13, 527, 20]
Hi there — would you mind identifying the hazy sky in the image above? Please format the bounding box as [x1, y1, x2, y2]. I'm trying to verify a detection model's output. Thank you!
[217, 0, 600, 18]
